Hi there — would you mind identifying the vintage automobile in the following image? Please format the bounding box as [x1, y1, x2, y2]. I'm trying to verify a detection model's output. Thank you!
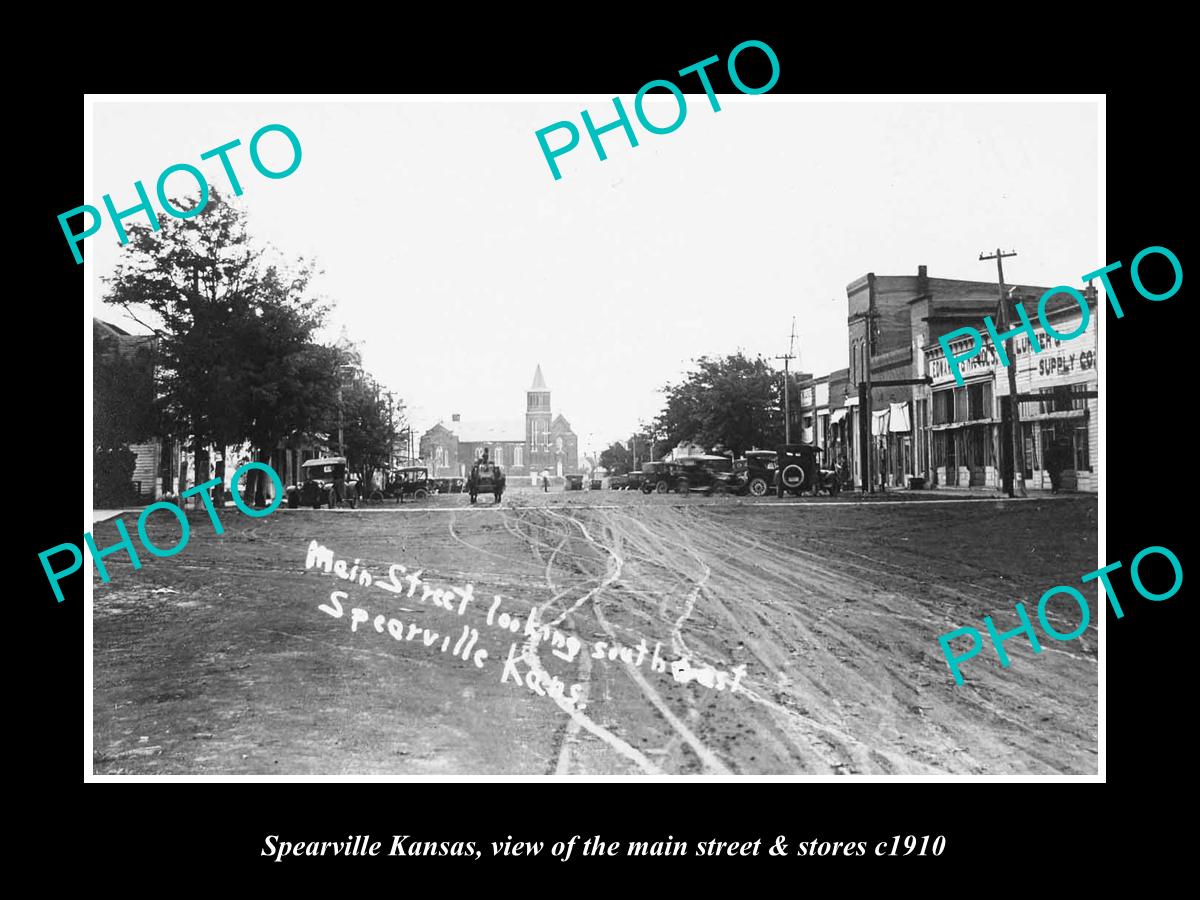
[467, 460, 505, 504]
[289, 457, 358, 509]
[431, 477, 466, 494]
[607, 473, 630, 490]
[673, 455, 747, 495]
[639, 460, 679, 494]
[626, 471, 645, 492]
[743, 450, 779, 497]
[390, 465, 434, 501]
[564, 474, 584, 491]
[774, 444, 824, 498]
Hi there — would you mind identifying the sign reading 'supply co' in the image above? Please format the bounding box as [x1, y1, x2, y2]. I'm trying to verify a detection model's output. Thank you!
[534, 40, 780, 181]
[936, 245, 1182, 386]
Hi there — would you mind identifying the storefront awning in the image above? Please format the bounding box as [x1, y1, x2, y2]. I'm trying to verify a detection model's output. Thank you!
[872, 408, 890, 436]
[888, 401, 912, 433]
[830, 408, 848, 425]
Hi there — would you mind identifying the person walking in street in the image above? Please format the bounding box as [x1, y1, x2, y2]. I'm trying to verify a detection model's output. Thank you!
[542, 473, 549, 492]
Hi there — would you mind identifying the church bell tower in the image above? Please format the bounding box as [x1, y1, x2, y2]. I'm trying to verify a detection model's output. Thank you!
[526, 364, 552, 469]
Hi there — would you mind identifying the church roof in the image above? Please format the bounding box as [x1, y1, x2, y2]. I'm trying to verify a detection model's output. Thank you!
[530, 364, 548, 391]
[433, 418, 524, 443]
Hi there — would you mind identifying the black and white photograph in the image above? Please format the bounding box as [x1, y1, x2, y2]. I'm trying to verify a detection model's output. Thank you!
[83, 94, 1103, 778]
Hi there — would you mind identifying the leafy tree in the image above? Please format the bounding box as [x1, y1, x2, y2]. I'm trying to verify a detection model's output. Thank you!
[102, 187, 339, 500]
[599, 441, 632, 475]
[655, 353, 784, 456]
[335, 371, 398, 480]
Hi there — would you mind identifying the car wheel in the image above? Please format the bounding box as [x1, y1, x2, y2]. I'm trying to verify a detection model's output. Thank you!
[369, 490, 383, 502]
[675, 478, 690, 495]
[830, 479, 841, 496]
[655, 480, 668, 494]
[414, 488, 428, 499]
[748, 477, 768, 497]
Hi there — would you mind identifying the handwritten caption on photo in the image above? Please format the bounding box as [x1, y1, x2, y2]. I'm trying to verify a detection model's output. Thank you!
[305, 539, 749, 699]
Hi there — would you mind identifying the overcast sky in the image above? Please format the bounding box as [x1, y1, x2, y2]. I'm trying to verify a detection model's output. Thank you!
[90, 98, 1099, 456]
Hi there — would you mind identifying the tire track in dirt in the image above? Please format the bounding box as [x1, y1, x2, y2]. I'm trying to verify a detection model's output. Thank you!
[677, 511, 1094, 773]
[500, 507, 661, 775]
[506, 507, 732, 775]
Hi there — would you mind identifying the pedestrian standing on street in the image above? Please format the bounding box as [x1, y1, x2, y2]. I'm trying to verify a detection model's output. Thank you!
[542, 473, 549, 492]
[1046, 438, 1065, 494]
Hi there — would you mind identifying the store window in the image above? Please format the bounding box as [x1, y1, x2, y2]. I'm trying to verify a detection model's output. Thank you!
[933, 389, 955, 425]
[967, 382, 992, 420]
[1074, 426, 1091, 471]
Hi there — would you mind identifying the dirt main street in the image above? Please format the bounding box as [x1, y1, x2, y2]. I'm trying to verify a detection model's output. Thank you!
[92, 488, 1098, 775]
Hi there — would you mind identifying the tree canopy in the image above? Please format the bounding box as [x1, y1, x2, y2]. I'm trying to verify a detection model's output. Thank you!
[655, 353, 783, 456]
[599, 441, 632, 475]
[101, 188, 388, 468]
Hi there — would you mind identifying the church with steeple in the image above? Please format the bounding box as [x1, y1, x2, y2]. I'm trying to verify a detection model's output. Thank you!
[419, 365, 579, 479]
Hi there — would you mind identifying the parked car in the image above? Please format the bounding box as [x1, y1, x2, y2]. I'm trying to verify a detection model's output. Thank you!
[467, 460, 505, 504]
[290, 457, 358, 509]
[774, 444, 822, 498]
[743, 450, 778, 497]
[430, 477, 466, 494]
[817, 461, 845, 496]
[608, 474, 630, 490]
[639, 461, 679, 494]
[673, 455, 747, 495]
[626, 471, 645, 492]
[564, 474, 584, 491]
[390, 466, 434, 501]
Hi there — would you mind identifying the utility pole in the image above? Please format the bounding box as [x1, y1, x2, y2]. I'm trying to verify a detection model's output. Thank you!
[776, 317, 797, 444]
[980, 248, 1025, 498]
[860, 277, 878, 493]
[337, 363, 357, 460]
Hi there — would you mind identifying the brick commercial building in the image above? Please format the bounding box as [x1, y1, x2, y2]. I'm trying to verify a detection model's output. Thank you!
[793, 264, 1096, 493]
[420, 365, 579, 479]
